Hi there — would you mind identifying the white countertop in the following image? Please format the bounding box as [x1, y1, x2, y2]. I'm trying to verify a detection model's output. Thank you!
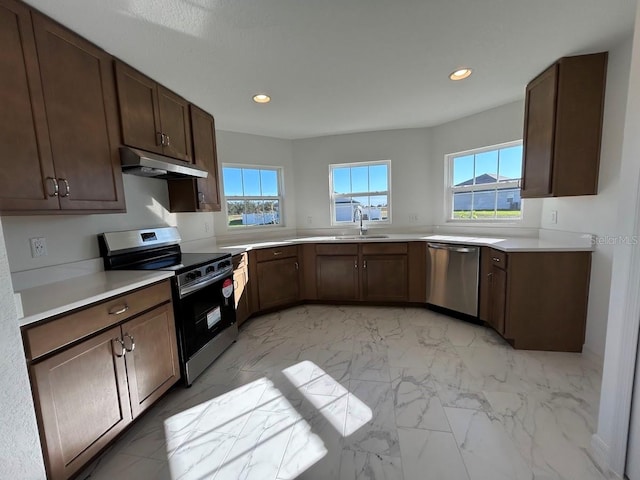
[182, 233, 594, 255]
[17, 270, 175, 327]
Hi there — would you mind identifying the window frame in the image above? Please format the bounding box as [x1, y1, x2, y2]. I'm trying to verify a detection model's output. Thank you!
[328, 160, 392, 227]
[445, 140, 524, 223]
[221, 163, 285, 230]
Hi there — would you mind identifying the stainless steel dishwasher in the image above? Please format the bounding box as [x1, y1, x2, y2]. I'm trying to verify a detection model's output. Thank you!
[427, 242, 480, 316]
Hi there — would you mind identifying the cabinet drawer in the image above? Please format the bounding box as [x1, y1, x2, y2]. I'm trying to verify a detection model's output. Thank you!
[24, 280, 172, 361]
[255, 245, 298, 262]
[316, 243, 358, 255]
[489, 249, 508, 269]
[361, 242, 408, 255]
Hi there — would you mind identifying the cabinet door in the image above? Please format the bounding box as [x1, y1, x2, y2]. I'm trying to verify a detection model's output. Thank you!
[31, 327, 131, 480]
[257, 257, 300, 310]
[489, 266, 507, 335]
[33, 14, 125, 211]
[316, 255, 359, 301]
[158, 85, 192, 162]
[167, 105, 221, 212]
[521, 64, 557, 198]
[362, 254, 408, 302]
[0, 0, 58, 211]
[115, 61, 163, 154]
[122, 303, 180, 418]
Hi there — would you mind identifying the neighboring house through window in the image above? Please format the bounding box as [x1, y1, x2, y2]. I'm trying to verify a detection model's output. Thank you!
[447, 141, 523, 220]
[222, 165, 283, 227]
[329, 161, 391, 225]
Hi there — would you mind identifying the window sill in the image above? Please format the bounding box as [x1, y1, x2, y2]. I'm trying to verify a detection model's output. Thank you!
[446, 218, 523, 225]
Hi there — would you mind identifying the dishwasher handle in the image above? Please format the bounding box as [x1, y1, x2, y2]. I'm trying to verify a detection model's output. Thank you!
[427, 242, 477, 253]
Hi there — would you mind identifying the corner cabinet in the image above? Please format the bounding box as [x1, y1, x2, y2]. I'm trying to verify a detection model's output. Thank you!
[115, 61, 192, 162]
[479, 247, 591, 351]
[0, 3, 125, 213]
[168, 105, 222, 212]
[23, 280, 179, 480]
[521, 52, 607, 198]
[250, 246, 301, 311]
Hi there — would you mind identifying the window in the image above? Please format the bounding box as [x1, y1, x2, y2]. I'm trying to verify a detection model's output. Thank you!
[447, 141, 523, 220]
[222, 165, 283, 228]
[329, 161, 390, 225]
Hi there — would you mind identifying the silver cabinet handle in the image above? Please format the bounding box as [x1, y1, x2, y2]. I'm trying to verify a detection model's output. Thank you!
[46, 177, 59, 197]
[157, 132, 164, 146]
[354, 261, 358, 269]
[58, 178, 70, 197]
[273, 251, 282, 256]
[123, 334, 135, 353]
[113, 338, 126, 357]
[363, 260, 367, 269]
[487, 272, 493, 277]
[492, 257, 500, 262]
[294, 261, 299, 270]
[165, 135, 170, 147]
[198, 192, 205, 204]
[108, 304, 129, 315]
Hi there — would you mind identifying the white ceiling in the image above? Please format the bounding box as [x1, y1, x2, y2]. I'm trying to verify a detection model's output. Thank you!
[25, 0, 636, 139]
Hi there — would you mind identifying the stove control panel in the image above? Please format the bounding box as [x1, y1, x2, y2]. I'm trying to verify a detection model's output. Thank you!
[176, 255, 234, 297]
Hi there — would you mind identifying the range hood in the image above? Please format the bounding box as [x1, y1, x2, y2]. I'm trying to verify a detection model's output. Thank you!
[120, 147, 208, 180]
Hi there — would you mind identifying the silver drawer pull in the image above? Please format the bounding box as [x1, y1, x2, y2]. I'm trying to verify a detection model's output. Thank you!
[46, 177, 59, 197]
[123, 334, 135, 353]
[492, 257, 500, 262]
[108, 304, 129, 315]
[59, 178, 70, 198]
[273, 251, 282, 256]
[113, 338, 126, 357]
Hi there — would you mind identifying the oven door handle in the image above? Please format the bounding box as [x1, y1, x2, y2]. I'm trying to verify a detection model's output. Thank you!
[178, 266, 234, 298]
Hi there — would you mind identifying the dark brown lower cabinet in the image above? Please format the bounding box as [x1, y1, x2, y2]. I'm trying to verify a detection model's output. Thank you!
[362, 254, 408, 301]
[255, 252, 300, 310]
[24, 280, 179, 480]
[316, 254, 359, 300]
[479, 247, 591, 352]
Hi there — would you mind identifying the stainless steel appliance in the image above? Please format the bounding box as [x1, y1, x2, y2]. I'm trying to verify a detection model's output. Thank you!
[427, 242, 480, 317]
[99, 227, 237, 386]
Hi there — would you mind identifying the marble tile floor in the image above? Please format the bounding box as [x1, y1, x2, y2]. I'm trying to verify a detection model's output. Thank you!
[79, 305, 605, 480]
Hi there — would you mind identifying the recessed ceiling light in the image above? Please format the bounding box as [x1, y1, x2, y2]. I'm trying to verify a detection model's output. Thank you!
[253, 93, 271, 103]
[449, 68, 473, 81]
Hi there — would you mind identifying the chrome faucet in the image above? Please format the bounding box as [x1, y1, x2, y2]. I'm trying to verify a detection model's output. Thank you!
[355, 205, 368, 236]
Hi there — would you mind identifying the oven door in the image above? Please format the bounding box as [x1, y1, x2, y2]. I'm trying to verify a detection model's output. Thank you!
[174, 273, 237, 362]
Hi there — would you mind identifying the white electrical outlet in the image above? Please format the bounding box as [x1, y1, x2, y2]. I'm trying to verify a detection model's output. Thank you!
[204, 221, 210, 233]
[409, 213, 419, 223]
[550, 210, 558, 224]
[30, 237, 47, 258]
[307, 216, 313, 225]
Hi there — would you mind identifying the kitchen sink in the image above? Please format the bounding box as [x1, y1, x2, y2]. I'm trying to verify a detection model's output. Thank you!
[333, 234, 389, 240]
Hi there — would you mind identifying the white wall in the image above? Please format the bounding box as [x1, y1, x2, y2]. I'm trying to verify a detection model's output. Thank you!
[429, 100, 542, 235]
[596, 0, 640, 473]
[540, 36, 632, 361]
[292, 128, 432, 233]
[0, 218, 46, 479]
[213, 130, 296, 242]
[1, 175, 216, 273]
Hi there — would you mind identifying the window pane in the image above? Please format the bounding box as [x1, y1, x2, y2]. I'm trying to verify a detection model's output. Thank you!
[369, 194, 388, 221]
[497, 188, 521, 218]
[369, 164, 388, 192]
[498, 145, 523, 181]
[260, 170, 279, 196]
[222, 167, 243, 196]
[473, 189, 497, 218]
[475, 150, 498, 183]
[351, 166, 369, 193]
[264, 200, 280, 225]
[242, 169, 261, 196]
[334, 197, 355, 222]
[453, 191, 473, 218]
[333, 167, 351, 194]
[453, 155, 474, 186]
[227, 200, 245, 227]
[244, 199, 264, 225]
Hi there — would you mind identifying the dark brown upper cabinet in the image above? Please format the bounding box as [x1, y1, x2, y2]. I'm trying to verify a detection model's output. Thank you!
[521, 52, 607, 198]
[0, 2, 125, 214]
[167, 105, 221, 212]
[115, 61, 192, 162]
[32, 13, 125, 212]
[0, 0, 59, 211]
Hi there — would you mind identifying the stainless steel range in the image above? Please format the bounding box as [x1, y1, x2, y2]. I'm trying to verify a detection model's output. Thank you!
[98, 227, 237, 386]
